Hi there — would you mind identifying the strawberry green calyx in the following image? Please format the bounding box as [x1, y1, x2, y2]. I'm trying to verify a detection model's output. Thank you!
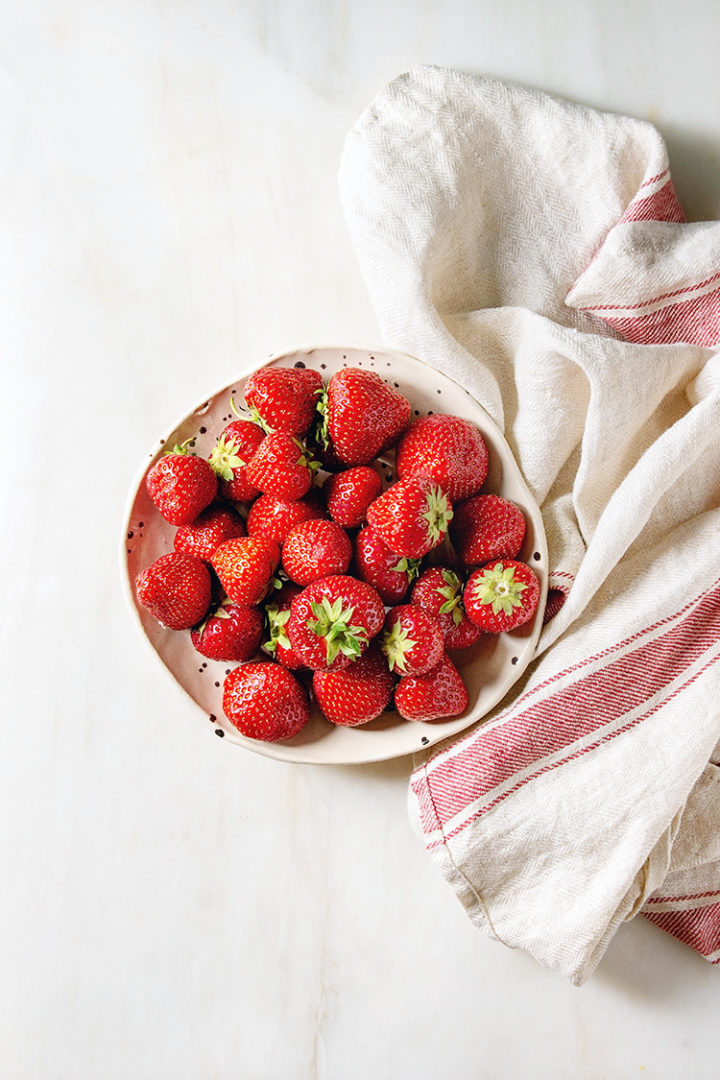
[380, 620, 415, 673]
[229, 393, 272, 434]
[264, 604, 292, 654]
[292, 438, 321, 474]
[308, 596, 369, 665]
[208, 435, 245, 481]
[422, 485, 454, 546]
[437, 568, 463, 626]
[312, 386, 330, 450]
[391, 556, 422, 584]
[471, 563, 528, 616]
[169, 436, 197, 455]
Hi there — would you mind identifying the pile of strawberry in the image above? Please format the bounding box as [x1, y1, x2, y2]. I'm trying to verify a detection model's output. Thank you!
[135, 364, 540, 743]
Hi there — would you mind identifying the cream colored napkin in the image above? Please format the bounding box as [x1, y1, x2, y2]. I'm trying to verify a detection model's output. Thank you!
[338, 66, 720, 983]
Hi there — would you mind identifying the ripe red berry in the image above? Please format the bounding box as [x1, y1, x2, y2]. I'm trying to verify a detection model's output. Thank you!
[464, 560, 540, 633]
[244, 366, 323, 437]
[146, 445, 217, 525]
[450, 494, 526, 566]
[208, 419, 265, 503]
[245, 432, 315, 501]
[394, 654, 469, 722]
[211, 536, 281, 606]
[323, 466, 382, 528]
[313, 645, 396, 727]
[281, 519, 352, 587]
[380, 604, 444, 676]
[396, 414, 489, 502]
[410, 566, 482, 650]
[174, 503, 246, 562]
[135, 551, 212, 630]
[366, 475, 453, 558]
[352, 526, 420, 605]
[323, 368, 411, 465]
[190, 599, 263, 662]
[246, 489, 326, 544]
[286, 575, 385, 671]
[223, 662, 310, 741]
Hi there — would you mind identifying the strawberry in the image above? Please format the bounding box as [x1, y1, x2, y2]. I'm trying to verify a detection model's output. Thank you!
[321, 368, 411, 465]
[380, 604, 444, 676]
[313, 645, 396, 727]
[190, 598, 263, 662]
[174, 503, 246, 562]
[211, 535, 281, 606]
[245, 432, 316, 501]
[410, 566, 483, 650]
[366, 475, 453, 558]
[352, 526, 420, 605]
[244, 365, 323, 437]
[286, 574, 385, 671]
[323, 466, 383, 528]
[396, 414, 489, 503]
[135, 551, 211, 630]
[450, 494, 526, 566]
[394, 654, 469, 722]
[208, 419, 265, 503]
[281, 519, 352, 587]
[262, 583, 306, 670]
[464, 560, 540, 633]
[246, 488, 326, 544]
[145, 442, 217, 525]
[223, 662, 310, 741]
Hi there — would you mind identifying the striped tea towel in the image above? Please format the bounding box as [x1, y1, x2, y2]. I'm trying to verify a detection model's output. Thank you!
[338, 66, 720, 984]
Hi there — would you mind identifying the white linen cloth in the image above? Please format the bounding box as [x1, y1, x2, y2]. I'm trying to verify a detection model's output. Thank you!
[338, 66, 720, 984]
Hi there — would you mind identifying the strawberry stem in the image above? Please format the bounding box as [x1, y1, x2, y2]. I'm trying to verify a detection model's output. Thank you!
[308, 596, 368, 665]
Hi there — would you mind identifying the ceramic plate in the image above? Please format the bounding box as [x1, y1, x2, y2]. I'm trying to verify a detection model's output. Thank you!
[121, 345, 547, 764]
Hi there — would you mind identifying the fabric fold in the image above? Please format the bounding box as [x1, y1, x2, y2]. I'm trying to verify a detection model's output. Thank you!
[339, 66, 720, 981]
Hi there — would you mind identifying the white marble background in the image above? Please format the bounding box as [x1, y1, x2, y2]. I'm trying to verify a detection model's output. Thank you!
[3, 2, 720, 1077]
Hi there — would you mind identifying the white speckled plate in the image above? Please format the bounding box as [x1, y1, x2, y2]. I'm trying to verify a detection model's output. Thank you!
[121, 345, 547, 764]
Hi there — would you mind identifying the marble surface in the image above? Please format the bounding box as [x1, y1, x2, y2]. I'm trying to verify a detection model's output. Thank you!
[3, 2, 720, 1077]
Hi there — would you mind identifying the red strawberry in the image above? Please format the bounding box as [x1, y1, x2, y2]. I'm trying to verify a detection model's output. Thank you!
[352, 526, 420, 605]
[323, 466, 383, 528]
[380, 604, 444, 676]
[262, 583, 306, 670]
[281, 519, 352, 587]
[145, 443, 217, 525]
[366, 475, 453, 558]
[244, 366, 323, 437]
[286, 575, 385, 671]
[450, 494, 526, 566]
[174, 503, 246, 562]
[246, 488, 326, 544]
[411, 566, 483, 650]
[190, 598, 263, 662]
[208, 419, 265, 503]
[464, 560, 540, 633]
[223, 662, 310, 741]
[313, 645, 396, 727]
[211, 535, 281, 606]
[245, 432, 316, 500]
[394, 654, 469, 722]
[322, 368, 411, 465]
[135, 551, 211, 630]
[396, 414, 489, 503]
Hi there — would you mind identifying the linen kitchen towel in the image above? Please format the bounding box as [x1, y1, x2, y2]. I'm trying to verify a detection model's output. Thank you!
[338, 67, 720, 984]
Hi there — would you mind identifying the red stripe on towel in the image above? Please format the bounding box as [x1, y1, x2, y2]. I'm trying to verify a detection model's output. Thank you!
[621, 174, 686, 224]
[643, 902, 720, 962]
[594, 286, 720, 346]
[412, 578, 720, 841]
